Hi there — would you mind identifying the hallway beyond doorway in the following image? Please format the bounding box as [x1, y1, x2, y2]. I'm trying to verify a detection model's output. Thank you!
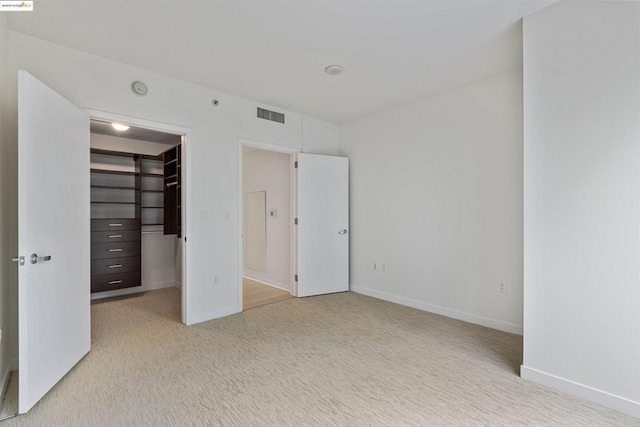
[243, 278, 292, 311]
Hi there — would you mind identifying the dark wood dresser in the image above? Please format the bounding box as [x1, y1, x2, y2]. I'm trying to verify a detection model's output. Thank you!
[90, 219, 141, 293]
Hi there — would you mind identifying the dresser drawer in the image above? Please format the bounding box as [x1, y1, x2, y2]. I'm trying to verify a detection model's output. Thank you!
[91, 230, 140, 243]
[91, 256, 140, 276]
[91, 219, 140, 232]
[91, 241, 140, 260]
[91, 272, 141, 293]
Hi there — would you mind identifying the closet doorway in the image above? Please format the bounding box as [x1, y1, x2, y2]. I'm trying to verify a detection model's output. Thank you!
[240, 141, 297, 310]
[88, 113, 189, 324]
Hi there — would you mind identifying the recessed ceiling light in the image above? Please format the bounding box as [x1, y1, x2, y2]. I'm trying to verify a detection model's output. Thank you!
[324, 65, 344, 76]
[112, 123, 130, 131]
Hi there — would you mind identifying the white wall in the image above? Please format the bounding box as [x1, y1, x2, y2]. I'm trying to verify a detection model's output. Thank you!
[522, 1, 640, 418]
[302, 116, 340, 155]
[339, 69, 524, 334]
[0, 30, 339, 362]
[90, 133, 174, 156]
[243, 149, 291, 291]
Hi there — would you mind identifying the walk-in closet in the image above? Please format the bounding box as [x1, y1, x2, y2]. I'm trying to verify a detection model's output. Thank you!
[89, 119, 184, 301]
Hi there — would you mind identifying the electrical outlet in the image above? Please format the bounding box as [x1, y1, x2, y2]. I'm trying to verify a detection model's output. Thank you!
[498, 282, 507, 293]
[213, 276, 219, 285]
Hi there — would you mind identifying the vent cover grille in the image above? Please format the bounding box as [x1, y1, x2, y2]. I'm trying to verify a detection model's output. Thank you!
[257, 107, 285, 124]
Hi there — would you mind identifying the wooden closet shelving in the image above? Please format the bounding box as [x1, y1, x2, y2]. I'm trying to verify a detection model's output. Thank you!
[89, 145, 181, 295]
[90, 148, 141, 294]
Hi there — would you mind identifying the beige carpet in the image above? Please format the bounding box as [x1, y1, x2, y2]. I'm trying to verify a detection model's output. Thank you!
[2, 288, 636, 426]
[0, 371, 17, 420]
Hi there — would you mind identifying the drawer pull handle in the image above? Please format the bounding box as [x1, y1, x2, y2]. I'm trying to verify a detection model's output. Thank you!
[108, 235, 122, 238]
[108, 280, 122, 285]
[108, 264, 123, 269]
[166, 181, 178, 187]
[108, 248, 123, 252]
[108, 223, 123, 227]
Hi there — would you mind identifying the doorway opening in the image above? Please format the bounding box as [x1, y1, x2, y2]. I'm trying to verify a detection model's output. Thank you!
[239, 141, 298, 311]
[88, 115, 189, 324]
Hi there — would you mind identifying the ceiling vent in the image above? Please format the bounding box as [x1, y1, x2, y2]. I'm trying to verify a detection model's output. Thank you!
[257, 107, 285, 124]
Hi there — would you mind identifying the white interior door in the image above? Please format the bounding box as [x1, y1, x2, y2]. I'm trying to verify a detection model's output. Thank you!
[17, 71, 90, 413]
[297, 153, 349, 297]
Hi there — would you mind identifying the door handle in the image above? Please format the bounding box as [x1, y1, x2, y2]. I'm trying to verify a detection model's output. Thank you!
[30, 253, 52, 264]
[338, 229, 348, 235]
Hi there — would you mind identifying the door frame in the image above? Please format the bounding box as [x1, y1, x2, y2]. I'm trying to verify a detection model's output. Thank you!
[87, 109, 192, 325]
[237, 138, 299, 309]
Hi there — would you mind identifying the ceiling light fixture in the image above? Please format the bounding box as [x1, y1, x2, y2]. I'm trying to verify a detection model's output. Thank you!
[112, 123, 130, 131]
[324, 65, 344, 76]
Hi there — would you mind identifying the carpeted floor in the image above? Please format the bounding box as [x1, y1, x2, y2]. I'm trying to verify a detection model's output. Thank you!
[0, 371, 17, 420]
[2, 288, 636, 426]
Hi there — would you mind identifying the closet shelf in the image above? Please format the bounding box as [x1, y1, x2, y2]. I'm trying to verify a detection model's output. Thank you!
[164, 174, 177, 180]
[141, 172, 163, 177]
[141, 206, 163, 209]
[91, 201, 139, 205]
[91, 185, 137, 190]
[141, 223, 163, 226]
[90, 148, 137, 158]
[90, 168, 136, 176]
[164, 158, 177, 166]
[141, 189, 163, 193]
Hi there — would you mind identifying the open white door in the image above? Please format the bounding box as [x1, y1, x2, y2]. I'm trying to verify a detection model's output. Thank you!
[17, 71, 90, 413]
[296, 153, 349, 297]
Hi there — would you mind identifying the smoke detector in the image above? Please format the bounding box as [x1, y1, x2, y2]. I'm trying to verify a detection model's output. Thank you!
[324, 65, 344, 76]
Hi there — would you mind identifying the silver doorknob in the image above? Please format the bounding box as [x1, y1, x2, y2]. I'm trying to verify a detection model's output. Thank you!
[30, 254, 52, 264]
[338, 229, 348, 234]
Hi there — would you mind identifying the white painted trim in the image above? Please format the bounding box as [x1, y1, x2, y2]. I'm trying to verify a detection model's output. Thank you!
[85, 109, 192, 326]
[174, 281, 182, 289]
[187, 306, 242, 325]
[238, 137, 300, 311]
[350, 285, 523, 335]
[521, 365, 640, 418]
[242, 275, 290, 292]
[90, 281, 177, 301]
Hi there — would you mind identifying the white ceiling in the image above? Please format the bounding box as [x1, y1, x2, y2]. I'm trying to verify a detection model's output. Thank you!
[7, 1, 556, 124]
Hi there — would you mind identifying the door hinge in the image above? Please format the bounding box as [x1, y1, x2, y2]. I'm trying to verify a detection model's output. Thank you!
[294, 218, 298, 225]
[294, 161, 298, 168]
[11, 256, 25, 266]
[295, 274, 298, 282]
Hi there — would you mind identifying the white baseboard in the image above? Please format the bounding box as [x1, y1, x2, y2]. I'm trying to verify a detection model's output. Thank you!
[186, 305, 241, 326]
[174, 281, 182, 289]
[91, 281, 177, 300]
[521, 365, 639, 418]
[350, 285, 523, 335]
[242, 274, 291, 292]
